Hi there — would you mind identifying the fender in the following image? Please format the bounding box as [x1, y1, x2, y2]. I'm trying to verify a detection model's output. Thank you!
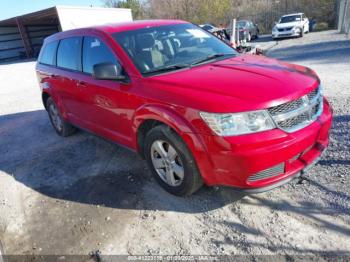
[132, 103, 196, 138]
[132, 104, 215, 184]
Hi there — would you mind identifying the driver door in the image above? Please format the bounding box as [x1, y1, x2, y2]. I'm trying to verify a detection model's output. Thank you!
[77, 36, 133, 147]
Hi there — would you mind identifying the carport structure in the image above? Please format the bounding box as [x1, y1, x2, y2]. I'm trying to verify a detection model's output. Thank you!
[0, 7, 60, 61]
[0, 6, 133, 62]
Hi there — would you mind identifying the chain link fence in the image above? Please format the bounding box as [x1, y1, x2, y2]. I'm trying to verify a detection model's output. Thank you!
[338, 0, 350, 35]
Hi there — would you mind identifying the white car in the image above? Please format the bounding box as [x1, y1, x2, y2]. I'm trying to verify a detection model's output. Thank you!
[272, 13, 309, 39]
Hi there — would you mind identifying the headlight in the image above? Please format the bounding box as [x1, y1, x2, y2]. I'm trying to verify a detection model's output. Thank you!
[272, 26, 277, 32]
[200, 110, 276, 136]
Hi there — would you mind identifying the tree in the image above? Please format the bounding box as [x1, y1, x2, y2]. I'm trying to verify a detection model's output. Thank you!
[103, 0, 144, 19]
[103, 0, 338, 33]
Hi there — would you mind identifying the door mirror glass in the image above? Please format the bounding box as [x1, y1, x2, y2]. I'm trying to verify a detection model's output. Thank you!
[93, 63, 125, 81]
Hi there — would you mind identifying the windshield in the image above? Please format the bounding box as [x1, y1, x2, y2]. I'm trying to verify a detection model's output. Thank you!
[112, 23, 237, 75]
[280, 15, 301, 23]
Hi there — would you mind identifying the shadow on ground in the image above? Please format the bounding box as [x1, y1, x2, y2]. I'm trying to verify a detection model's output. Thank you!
[1, 110, 350, 254]
[1, 110, 349, 213]
[0, 110, 245, 214]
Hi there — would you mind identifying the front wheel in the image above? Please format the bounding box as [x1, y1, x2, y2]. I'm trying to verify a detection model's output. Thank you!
[144, 125, 203, 196]
[247, 33, 252, 42]
[299, 27, 304, 37]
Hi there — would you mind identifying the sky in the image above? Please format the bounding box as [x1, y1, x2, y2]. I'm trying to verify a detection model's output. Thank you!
[0, 0, 104, 20]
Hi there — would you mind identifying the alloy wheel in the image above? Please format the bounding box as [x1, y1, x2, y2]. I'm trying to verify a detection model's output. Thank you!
[150, 140, 184, 187]
[49, 103, 63, 132]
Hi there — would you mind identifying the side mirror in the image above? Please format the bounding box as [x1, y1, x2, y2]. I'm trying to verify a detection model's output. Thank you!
[93, 62, 125, 81]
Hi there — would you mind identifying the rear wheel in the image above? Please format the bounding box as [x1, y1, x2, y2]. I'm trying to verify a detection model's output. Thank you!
[144, 125, 203, 196]
[46, 97, 76, 137]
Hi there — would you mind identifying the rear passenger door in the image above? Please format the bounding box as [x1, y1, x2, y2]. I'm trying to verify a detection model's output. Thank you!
[37, 40, 60, 102]
[55, 37, 86, 124]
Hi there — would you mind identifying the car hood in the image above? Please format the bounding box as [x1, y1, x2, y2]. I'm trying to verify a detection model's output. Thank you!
[276, 21, 301, 28]
[144, 54, 320, 113]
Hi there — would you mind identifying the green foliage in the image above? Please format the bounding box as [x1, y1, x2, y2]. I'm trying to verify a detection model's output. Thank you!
[315, 22, 330, 31]
[102, 0, 337, 33]
[103, 0, 144, 19]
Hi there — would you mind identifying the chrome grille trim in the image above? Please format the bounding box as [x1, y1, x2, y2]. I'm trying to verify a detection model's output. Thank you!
[268, 87, 323, 133]
[248, 163, 285, 182]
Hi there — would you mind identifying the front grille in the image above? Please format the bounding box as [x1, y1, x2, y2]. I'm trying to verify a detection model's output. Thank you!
[248, 163, 285, 182]
[277, 112, 309, 129]
[268, 87, 323, 133]
[278, 27, 293, 32]
[307, 88, 318, 100]
[269, 98, 303, 116]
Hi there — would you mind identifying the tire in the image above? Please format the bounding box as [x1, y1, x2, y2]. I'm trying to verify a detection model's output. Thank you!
[247, 33, 252, 42]
[46, 97, 76, 137]
[299, 27, 304, 38]
[144, 125, 203, 196]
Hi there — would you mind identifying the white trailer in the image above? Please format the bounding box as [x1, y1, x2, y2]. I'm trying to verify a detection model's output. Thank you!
[56, 6, 133, 31]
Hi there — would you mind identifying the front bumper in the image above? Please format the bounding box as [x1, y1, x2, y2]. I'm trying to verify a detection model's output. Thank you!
[189, 98, 332, 192]
[272, 30, 300, 39]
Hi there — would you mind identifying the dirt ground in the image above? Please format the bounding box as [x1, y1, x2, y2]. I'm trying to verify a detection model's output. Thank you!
[0, 30, 349, 257]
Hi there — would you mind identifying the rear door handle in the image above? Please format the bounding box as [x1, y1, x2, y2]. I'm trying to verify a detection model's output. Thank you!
[77, 80, 87, 87]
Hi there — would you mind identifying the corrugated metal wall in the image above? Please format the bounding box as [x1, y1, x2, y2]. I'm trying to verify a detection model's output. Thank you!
[27, 25, 60, 56]
[0, 26, 25, 61]
[0, 24, 59, 62]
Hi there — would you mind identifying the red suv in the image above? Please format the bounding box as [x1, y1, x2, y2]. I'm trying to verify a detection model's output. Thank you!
[36, 20, 332, 196]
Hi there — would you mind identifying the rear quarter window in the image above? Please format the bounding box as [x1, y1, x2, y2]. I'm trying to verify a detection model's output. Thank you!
[39, 41, 58, 65]
[57, 37, 82, 71]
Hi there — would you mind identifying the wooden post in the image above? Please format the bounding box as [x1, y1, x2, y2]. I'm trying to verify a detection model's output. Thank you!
[16, 17, 33, 58]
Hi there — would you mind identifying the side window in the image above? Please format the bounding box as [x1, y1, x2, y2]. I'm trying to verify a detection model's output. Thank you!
[39, 41, 58, 65]
[82, 36, 119, 74]
[57, 37, 82, 71]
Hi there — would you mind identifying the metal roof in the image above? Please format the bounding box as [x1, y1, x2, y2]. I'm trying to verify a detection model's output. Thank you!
[0, 7, 58, 26]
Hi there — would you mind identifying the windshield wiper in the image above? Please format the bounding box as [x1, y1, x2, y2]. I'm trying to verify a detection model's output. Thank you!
[144, 64, 190, 75]
[191, 53, 234, 66]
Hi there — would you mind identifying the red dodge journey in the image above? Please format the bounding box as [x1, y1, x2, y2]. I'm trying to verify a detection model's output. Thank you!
[36, 20, 332, 196]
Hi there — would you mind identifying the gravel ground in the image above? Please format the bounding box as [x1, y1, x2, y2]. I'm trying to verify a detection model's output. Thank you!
[0, 30, 349, 257]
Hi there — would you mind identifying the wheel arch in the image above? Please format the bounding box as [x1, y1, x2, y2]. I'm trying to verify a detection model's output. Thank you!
[42, 91, 51, 110]
[132, 104, 197, 157]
